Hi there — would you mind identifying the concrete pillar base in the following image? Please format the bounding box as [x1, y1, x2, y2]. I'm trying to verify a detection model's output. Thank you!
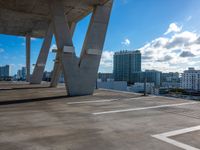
[50, 22, 76, 87]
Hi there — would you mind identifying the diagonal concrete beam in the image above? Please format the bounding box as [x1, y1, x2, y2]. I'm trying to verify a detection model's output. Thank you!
[50, 22, 76, 87]
[26, 34, 31, 82]
[79, 2, 113, 65]
[30, 23, 53, 84]
[49, 0, 113, 96]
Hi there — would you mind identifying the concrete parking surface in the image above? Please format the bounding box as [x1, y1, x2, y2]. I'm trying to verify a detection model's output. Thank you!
[0, 82, 200, 150]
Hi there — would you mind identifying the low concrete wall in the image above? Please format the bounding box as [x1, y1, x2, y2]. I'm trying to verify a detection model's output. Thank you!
[97, 81, 127, 91]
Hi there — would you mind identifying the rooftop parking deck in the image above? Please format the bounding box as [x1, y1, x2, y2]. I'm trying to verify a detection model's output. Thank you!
[0, 82, 200, 150]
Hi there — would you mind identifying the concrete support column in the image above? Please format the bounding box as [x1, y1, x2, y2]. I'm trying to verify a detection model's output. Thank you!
[50, 0, 113, 96]
[26, 34, 31, 82]
[50, 22, 76, 87]
[30, 23, 53, 84]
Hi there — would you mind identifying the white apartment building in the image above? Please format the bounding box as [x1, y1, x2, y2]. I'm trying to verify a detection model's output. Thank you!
[181, 68, 200, 91]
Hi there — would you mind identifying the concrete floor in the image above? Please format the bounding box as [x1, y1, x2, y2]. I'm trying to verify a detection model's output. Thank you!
[0, 82, 200, 150]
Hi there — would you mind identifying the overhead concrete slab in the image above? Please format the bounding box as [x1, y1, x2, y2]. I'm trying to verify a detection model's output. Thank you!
[0, 0, 110, 38]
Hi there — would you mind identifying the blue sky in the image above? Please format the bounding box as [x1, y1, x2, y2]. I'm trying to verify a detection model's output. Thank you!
[1, 0, 200, 75]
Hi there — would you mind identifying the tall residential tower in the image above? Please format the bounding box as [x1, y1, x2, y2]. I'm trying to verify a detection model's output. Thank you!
[113, 50, 141, 83]
[0, 65, 10, 78]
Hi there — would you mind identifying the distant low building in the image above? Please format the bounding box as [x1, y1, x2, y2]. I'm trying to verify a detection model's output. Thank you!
[161, 82, 180, 89]
[43, 71, 52, 82]
[97, 80, 127, 91]
[161, 72, 180, 82]
[131, 70, 161, 87]
[129, 82, 155, 94]
[161, 72, 180, 88]
[59, 73, 65, 83]
[98, 73, 113, 82]
[181, 68, 200, 91]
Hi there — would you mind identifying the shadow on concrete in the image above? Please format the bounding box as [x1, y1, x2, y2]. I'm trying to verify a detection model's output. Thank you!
[0, 95, 69, 105]
[0, 86, 51, 91]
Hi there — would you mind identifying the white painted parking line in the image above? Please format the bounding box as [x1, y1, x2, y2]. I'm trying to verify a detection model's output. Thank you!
[67, 96, 157, 105]
[154, 95, 191, 101]
[152, 125, 200, 150]
[93, 102, 198, 115]
[124, 96, 157, 100]
[160, 125, 200, 137]
[67, 99, 118, 104]
[98, 88, 141, 96]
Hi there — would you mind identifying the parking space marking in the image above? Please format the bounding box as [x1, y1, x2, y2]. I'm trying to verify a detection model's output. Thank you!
[124, 96, 157, 100]
[152, 125, 200, 150]
[67, 96, 157, 105]
[93, 102, 198, 115]
[67, 99, 118, 104]
[98, 88, 141, 95]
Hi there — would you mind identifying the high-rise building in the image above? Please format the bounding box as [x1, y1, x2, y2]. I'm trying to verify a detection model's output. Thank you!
[17, 67, 26, 80]
[21, 67, 26, 80]
[17, 69, 22, 80]
[113, 50, 141, 82]
[181, 68, 200, 91]
[0, 65, 11, 78]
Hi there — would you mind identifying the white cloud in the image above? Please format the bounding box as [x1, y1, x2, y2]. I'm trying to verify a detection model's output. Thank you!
[164, 23, 182, 35]
[50, 44, 57, 52]
[121, 38, 131, 46]
[18, 36, 37, 41]
[18, 64, 25, 68]
[140, 23, 200, 72]
[31, 38, 37, 41]
[10, 64, 16, 67]
[99, 51, 114, 73]
[0, 48, 4, 53]
[99, 23, 200, 73]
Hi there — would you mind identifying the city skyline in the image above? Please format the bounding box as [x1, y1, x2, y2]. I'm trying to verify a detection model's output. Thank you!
[1, 0, 200, 75]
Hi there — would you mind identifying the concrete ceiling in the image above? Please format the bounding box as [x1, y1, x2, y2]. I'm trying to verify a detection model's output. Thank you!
[0, 0, 110, 38]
